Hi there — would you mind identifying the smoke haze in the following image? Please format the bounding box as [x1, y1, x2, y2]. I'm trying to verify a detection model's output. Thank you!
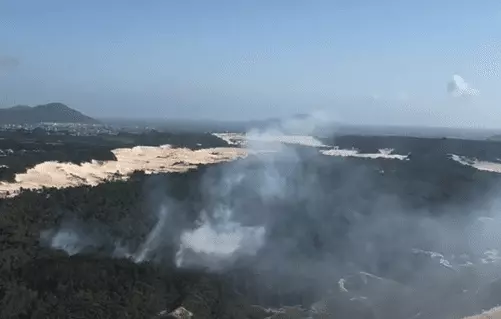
[39, 114, 501, 317]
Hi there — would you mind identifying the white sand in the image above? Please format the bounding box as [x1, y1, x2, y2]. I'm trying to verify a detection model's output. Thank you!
[213, 132, 328, 148]
[213, 133, 245, 146]
[463, 306, 501, 319]
[450, 154, 501, 174]
[321, 147, 409, 160]
[0, 145, 247, 197]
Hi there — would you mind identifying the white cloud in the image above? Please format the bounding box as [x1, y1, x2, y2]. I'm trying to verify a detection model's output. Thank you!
[447, 74, 479, 97]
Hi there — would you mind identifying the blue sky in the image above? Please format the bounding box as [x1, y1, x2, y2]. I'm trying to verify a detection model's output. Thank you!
[1, 1, 500, 127]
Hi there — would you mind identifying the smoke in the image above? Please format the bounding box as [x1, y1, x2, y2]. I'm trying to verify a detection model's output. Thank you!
[169, 120, 501, 315]
[39, 111, 331, 270]
[40, 219, 114, 256]
[133, 205, 170, 263]
[40, 183, 190, 264]
[39, 111, 327, 273]
[447, 74, 479, 97]
[172, 111, 334, 270]
[175, 208, 266, 269]
[38, 109, 501, 316]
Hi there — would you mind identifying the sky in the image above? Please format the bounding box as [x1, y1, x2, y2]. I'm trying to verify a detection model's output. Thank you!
[1, 1, 501, 127]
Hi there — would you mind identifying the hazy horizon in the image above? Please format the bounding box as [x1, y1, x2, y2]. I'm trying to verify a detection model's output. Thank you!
[1, 1, 501, 127]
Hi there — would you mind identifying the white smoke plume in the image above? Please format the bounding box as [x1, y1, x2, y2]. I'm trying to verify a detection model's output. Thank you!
[38, 108, 501, 316]
[175, 208, 266, 269]
[171, 111, 337, 270]
[133, 205, 170, 263]
[40, 219, 112, 256]
[447, 74, 479, 97]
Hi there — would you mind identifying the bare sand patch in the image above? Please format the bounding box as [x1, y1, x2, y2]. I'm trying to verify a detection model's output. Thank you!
[450, 154, 501, 174]
[0, 145, 247, 197]
[463, 307, 501, 319]
[321, 147, 409, 160]
[213, 132, 328, 148]
[214, 133, 412, 161]
[0, 132, 334, 198]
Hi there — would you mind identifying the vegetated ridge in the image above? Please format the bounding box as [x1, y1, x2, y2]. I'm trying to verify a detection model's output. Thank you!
[0, 102, 99, 124]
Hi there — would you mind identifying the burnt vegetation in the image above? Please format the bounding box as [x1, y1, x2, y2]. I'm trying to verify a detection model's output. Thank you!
[1, 132, 501, 318]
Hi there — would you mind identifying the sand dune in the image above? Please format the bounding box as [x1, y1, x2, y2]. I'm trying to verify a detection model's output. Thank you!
[450, 154, 501, 174]
[321, 147, 409, 160]
[0, 145, 247, 197]
[213, 132, 328, 148]
[464, 307, 501, 319]
[0, 135, 413, 198]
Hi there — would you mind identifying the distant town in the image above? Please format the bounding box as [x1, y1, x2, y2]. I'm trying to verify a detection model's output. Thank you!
[0, 122, 161, 136]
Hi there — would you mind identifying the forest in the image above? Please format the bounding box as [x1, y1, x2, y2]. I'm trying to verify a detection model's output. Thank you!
[2, 130, 501, 318]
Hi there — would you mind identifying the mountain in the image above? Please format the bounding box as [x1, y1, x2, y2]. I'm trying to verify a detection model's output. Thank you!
[0, 103, 99, 125]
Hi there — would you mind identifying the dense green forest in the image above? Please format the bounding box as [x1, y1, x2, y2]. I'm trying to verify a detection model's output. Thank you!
[2, 133, 501, 318]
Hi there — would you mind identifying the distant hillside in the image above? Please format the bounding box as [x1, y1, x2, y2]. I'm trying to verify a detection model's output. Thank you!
[0, 103, 99, 125]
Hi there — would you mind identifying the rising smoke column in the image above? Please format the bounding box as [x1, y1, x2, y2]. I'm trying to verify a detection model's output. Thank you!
[174, 115, 328, 270]
[40, 219, 115, 256]
[39, 112, 334, 270]
[133, 205, 170, 263]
